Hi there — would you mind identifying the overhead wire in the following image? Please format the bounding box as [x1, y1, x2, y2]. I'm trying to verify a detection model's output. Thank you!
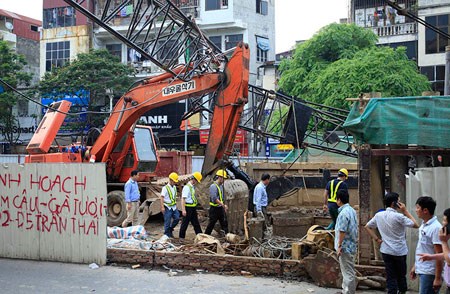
[0, 68, 202, 117]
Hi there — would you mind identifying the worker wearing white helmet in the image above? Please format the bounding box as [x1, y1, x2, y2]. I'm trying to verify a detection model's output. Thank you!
[205, 169, 229, 235]
[323, 168, 349, 230]
[179, 172, 203, 239]
[160, 172, 180, 238]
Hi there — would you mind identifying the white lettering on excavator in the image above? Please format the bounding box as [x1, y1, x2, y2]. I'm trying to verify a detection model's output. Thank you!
[140, 115, 168, 124]
[162, 81, 195, 96]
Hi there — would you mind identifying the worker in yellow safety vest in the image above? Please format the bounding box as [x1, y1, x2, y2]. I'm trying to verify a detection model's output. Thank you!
[160, 172, 180, 238]
[323, 168, 349, 230]
[205, 169, 229, 236]
[179, 171, 203, 239]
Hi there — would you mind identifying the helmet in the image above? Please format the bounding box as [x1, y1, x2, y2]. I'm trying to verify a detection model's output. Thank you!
[216, 169, 228, 179]
[338, 168, 348, 178]
[193, 171, 202, 183]
[169, 172, 179, 183]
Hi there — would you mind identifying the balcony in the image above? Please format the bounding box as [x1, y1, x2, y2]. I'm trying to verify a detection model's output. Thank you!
[372, 22, 418, 37]
[96, 0, 199, 28]
[0, 30, 17, 46]
[173, 0, 199, 18]
[129, 60, 164, 77]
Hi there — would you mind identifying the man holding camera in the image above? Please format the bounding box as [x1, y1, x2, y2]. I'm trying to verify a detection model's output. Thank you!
[365, 192, 419, 294]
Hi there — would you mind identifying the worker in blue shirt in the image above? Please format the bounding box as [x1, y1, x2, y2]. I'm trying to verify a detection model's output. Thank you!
[122, 170, 140, 227]
[253, 173, 270, 226]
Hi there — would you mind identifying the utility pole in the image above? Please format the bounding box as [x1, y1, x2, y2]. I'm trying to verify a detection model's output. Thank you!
[445, 46, 450, 95]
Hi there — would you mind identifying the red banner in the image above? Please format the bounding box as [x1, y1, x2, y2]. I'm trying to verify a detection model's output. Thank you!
[199, 129, 246, 144]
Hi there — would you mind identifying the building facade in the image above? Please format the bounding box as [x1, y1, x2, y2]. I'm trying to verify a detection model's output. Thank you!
[0, 9, 41, 152]
[350, 0, 450, 93]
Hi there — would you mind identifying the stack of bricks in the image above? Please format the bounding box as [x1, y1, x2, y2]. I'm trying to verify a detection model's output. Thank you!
[107, 248, 307, 277]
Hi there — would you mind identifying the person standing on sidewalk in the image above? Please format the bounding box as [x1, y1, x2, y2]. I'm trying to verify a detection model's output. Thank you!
[160, 172, 180, 238]
[365, 192, 419, 294]
[323, 168, 349, 230]
[179, 172, 203, 239]
[205, 169, 228, 236]
[335, 189, 358, 294]
[122, 170, 140, 227]
[410, 196, 443, 294]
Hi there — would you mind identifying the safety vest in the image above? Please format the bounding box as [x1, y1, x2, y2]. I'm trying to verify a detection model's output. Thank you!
[164, 184, 177, 206]
[209, 183, 223, 207]
[328, 179, 343, 203]
[185, 183, 197, 207]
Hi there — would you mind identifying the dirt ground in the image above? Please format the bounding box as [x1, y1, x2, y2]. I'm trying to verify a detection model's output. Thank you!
[144, 209, 215, 241]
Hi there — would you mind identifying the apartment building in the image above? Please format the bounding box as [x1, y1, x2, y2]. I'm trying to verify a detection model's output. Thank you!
[0, 9, 41, 152]
[350, 0, 450, 93]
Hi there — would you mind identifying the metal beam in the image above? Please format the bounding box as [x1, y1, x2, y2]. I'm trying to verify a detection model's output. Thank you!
[371, 148, 450, 156]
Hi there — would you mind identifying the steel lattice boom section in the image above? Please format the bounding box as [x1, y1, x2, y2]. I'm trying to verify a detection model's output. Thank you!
[64, 0, 224, 80]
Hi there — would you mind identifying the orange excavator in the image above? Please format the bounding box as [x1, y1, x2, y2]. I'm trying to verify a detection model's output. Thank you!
[26, 42, 249, 226]
[25, 0, 253, 226]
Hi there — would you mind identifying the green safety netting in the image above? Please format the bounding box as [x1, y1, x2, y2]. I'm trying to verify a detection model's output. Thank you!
[343, 96, 450, 148]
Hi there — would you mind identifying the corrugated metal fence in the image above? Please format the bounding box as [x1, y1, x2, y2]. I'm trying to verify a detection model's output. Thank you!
[0, 163, 107, 264]
[0, 154, 26, 164]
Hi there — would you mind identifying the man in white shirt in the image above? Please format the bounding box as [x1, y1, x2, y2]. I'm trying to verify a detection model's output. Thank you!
[160, 172, 180, 238]
[410, 196, 443, 294]
[365, 192, 419, 294]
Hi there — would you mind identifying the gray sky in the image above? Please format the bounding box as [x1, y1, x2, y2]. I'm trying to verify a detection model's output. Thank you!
[0, 0, 349, 53]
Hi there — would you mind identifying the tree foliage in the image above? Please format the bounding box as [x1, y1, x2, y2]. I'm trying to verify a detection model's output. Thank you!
[278, 23, 431, 109]
[39, 49, 134, 131]
[0, 40, 32, 145]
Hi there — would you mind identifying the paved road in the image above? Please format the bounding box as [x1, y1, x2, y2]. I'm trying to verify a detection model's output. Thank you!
[0, 258, 392, 294]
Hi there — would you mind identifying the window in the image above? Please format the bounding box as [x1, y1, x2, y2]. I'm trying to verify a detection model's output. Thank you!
[206, 0, 227, 11]
[106, 44, 122, 59]
[31, 25, 39, 32]
[17, 99, 28, 116]
[209, 36, 222, 50]
[425, 15, 450, 54]
[256, 36, 269, 62]
[225, 34, 243, 50]
[420, 65, 445, 94]
[45, 41, 70, 72]
[156, 40, 178, 62]
[43, 7, 76, 29]
[256, 0, 268, 15]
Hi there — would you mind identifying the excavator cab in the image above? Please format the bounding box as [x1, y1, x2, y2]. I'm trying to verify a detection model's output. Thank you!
[110, 125, 159, 183]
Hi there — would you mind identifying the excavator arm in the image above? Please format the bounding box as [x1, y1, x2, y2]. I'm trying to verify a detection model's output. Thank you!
[91, 44, 250, 177]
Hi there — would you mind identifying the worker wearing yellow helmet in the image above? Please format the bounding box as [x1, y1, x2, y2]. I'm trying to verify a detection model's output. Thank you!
[179, 171, 203, 239]
[160, 172, 180, 238]
[323, 168, 349, 230]
[205, 169, 229, 236]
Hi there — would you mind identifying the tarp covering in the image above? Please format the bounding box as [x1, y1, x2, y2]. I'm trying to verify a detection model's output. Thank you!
[343, 96, 450, 148]
[256, 36, 270, 51]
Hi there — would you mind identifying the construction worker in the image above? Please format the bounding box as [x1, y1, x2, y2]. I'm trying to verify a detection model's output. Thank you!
[160, 172, 180, 238]
[323, 168, 349, 230]
[122, 170, 140, 227]
[179, 172, 203, 239]
[205, 169, 229, 236]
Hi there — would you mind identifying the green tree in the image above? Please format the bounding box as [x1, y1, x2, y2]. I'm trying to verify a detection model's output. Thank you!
[0, 41, 32, 146]
[39, 49, 134, 135]
[279, 23, 431, 109]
